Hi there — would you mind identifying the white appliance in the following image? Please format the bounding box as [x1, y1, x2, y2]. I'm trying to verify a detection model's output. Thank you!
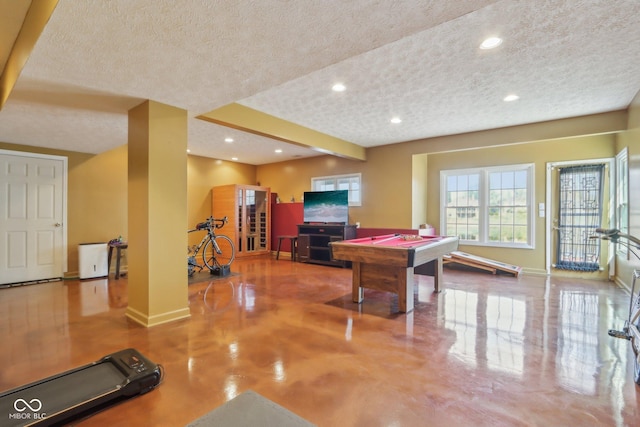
[78, 242, 108, 279]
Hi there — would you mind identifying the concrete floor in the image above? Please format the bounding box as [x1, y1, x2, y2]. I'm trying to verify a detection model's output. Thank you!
[1, 255, 639, 426]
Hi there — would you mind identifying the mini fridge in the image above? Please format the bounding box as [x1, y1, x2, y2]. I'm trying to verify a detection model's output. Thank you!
[78, 242, 108, 279]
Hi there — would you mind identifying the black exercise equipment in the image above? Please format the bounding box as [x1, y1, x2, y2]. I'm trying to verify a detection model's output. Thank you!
[592, 228, 640, 385]
[0, 348, 163, 426]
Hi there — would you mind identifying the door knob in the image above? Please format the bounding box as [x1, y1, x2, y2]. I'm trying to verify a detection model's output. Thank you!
[54, 223, 62, 227]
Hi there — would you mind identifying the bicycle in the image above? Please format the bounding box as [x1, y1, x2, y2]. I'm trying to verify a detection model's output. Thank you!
[187, 216, 235, 277]
[592, 228, 640, 385]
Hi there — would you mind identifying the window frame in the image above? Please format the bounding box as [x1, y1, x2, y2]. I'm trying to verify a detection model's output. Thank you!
[615, 148, 629, 257]
[440, 164, 535, 249]
[310, 173, 362, 206]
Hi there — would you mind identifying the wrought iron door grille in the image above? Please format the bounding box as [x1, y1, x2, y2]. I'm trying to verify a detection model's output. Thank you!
[555, 164, 604, 272]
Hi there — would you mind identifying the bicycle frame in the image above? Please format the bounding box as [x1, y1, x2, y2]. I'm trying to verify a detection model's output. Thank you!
[187, 231, 213, 275]
[187, 216, 232, 276]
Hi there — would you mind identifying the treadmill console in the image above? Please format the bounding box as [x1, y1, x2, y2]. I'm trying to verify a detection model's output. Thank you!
[0, 348, 163, 427]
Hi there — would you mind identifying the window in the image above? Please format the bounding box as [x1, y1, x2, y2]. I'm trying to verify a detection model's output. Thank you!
[311, 173, 361, 206]
[616, 148, 629, 256]
[441, 164, 534, 248]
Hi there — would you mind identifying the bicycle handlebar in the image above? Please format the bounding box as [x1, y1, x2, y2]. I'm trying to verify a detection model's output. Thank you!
[193, 216, 228, 231]
[591, 228, 640, 248]
[213, 216, 228, 229]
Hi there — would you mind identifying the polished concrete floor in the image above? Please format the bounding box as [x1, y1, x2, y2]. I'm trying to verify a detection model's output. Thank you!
[1, 255, 640, 426]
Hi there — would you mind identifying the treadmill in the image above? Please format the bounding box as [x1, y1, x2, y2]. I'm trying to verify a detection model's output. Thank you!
[0, 348, 163, 427]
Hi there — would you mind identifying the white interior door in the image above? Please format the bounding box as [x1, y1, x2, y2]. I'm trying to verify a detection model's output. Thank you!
[0, 150, 67, 285]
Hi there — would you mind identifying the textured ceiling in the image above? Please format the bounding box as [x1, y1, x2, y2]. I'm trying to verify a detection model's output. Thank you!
[1, 0, 640, 165]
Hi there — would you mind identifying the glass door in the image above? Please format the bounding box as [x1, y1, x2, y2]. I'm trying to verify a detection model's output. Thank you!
[237, 187, 244, 252]
[237, 186, 269, 254]
[254, 189, 268, 251]
[245, 188, 256, 252]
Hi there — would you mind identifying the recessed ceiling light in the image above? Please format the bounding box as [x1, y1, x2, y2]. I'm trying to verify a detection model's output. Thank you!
[332, 83, 346, 92]
[225, 137, 234, 143]
[390, 117, 402, 124]
[480, 36, 503, 50]
[231, 157, 238, 161]
[186, 149, 190, 153]
[503, 94, 519, 102]
[275, 149, 283, 153]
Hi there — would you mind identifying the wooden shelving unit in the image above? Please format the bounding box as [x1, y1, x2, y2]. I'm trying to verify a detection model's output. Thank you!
[297, 224, 356, 267]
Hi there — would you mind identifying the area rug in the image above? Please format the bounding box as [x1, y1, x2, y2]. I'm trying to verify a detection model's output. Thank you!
[185, 390, 315, 427]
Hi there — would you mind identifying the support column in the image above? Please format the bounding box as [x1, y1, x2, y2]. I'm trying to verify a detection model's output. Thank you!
[126, 100, 190, 327]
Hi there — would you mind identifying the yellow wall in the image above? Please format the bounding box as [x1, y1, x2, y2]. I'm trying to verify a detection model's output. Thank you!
[426, 135, 615, 274]
[69, 144, 128, 270]
[615, 89, 640, 289]
[256, 142, 419, 228]
[256, 119, 621, 275]
[0, 142, 126, 272]
[258, 111, 626, 230]
[0, 108, 631, 278]
[187, 155, 255, 247]
[0, 141, 256, 275]
[258, 134, 616, 274]
[257, 155, 364, 222]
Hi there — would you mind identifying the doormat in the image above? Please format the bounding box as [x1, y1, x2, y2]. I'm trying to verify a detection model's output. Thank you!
[185, 390, 315, 427]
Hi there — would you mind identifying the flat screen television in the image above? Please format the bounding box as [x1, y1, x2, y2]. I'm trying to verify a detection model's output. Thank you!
[303, 190, 349, 224]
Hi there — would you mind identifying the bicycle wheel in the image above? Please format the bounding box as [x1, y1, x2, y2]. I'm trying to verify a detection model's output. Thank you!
[203, 235, 235, 270]
[632, 295, 640, 385]
[634, 339, 640, 386]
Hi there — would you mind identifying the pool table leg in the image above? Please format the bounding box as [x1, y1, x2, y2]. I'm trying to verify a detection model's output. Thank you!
[433, 256, 443, 293]
[352, 262, 364, 304]
[399, 267, 414, 313]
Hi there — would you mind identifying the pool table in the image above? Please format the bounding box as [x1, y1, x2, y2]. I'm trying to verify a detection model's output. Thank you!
[330, 234, 459, 312]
